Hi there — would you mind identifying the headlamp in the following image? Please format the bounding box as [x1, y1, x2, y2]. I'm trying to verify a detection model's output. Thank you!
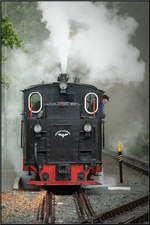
[34, 124, 42, 133]
[59, 82, 67, 90]
[83, 123, 92, 132]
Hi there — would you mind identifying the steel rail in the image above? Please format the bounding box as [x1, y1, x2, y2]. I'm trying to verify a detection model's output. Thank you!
[120, 212, 149, 224]
[73, 188, 96, 223]
[80, 189, 96, 218]
[103, 150, 149, 176]
[37, 191, 56, 224]
[73, 191, 85, 222]
[82, 195, 149, 224]
[37, 196, 45, 222]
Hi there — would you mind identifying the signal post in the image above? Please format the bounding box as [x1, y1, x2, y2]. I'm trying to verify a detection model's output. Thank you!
[117, 141, 123, 183]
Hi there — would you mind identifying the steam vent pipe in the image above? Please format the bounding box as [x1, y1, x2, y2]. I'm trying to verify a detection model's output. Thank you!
[57, 73, 69, 82]
[58, 73, 69, 94]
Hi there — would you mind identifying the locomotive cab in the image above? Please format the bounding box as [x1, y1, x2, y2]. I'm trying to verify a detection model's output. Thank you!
[21, 74, 106, 188]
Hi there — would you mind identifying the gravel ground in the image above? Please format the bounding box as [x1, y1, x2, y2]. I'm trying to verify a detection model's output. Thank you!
[1, 191, 45, 224]
[86, 153, 149, 214]
[1, 153, 149, 224]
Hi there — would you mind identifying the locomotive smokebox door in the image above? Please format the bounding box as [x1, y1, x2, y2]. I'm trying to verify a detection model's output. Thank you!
[46, 103, 80, 163]
[48, 122, 80, 162]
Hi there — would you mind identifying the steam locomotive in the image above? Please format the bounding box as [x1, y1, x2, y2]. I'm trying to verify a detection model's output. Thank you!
[21, 73, 107, 191]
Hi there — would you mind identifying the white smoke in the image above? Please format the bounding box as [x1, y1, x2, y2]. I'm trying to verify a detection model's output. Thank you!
[39, 1, 145, 85]
[39, 3, 71, 73]
[6, 2, 145, 88]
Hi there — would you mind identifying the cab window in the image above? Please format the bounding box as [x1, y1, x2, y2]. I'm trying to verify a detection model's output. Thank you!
[84, 93, 98, 114]
[28, 92, 42, 113]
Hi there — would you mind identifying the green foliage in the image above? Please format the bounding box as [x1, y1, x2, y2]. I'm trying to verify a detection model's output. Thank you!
[2, 56, 8, 63]
[1, 2, 49, 89]
[1, 15, 24, 89]
[1, 73, 11, 88]
[2, 2, 49, 45]
[1, 15, 25, 88]
[2, 16, 24, 49]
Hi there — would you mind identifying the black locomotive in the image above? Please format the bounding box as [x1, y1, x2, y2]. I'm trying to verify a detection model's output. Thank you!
[21, 73, 107, 189]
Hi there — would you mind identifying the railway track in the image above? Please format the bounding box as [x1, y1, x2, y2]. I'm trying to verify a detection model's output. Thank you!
[120, 212, 149, 224]
[36, 153, 148, 224]
[73, 188, 96, 223]
[103, 149, 149, 176]
[37, 191, 149, 224]
[82, 195, 149, 224]
[37, 188, 96, 224]
[37, 191, 56, 224]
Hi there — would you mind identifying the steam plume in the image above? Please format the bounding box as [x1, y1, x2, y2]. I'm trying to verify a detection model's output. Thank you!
[39, 3, 71, 73]
[39, 2, 145, 84]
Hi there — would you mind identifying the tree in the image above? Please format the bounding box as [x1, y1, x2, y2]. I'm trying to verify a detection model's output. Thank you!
[1, 15, 24, 88]
[2, 2, 49, 45]
[1, 2, 49, 87]
[2, 15, 24, 49]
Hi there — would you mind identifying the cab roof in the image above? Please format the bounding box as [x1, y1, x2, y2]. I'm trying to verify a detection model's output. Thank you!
[22, 82, 104, 93]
